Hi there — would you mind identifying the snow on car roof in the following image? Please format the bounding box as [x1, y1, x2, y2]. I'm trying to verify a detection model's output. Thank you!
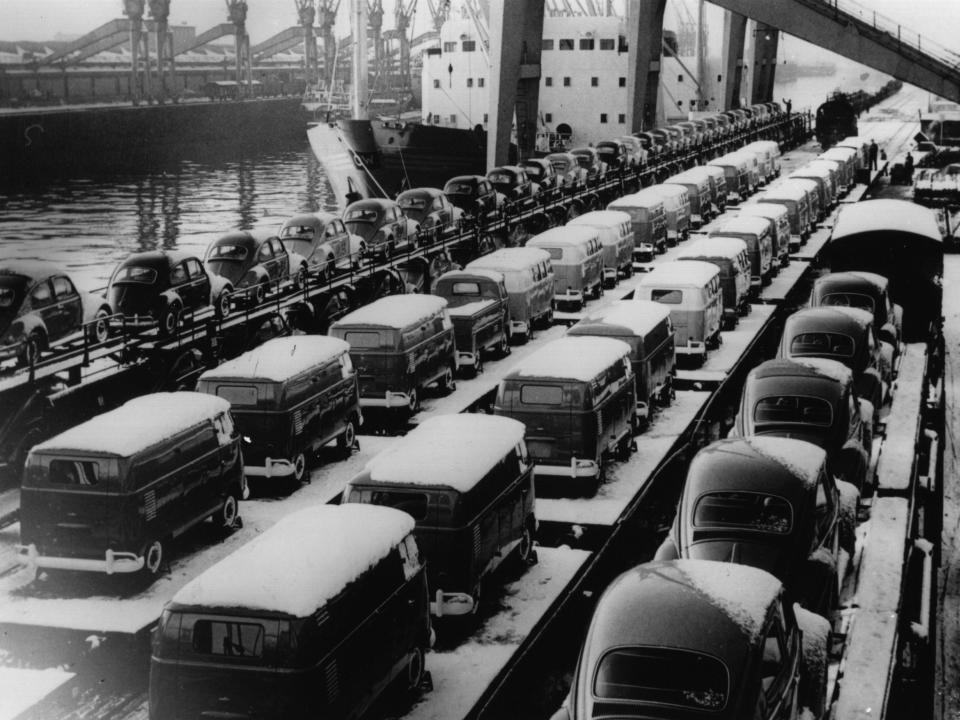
[778, 177, 818, 192]
[831, 199, 942, 243]
[510, 336, 631, 382]
[607, 192, 662, 210]
[790, 165, 831, 179]
[467, 247, 552, 272]
[677, 236, 748, 260]
[332, 294, 448, 329]
[446, 299, 496, 317]
[789, 356, 854, 385]
[756, 185, 806, 202]
[638, 260, 720, 287]
[745, 436, 826, 489]
[171, 505, 414, 617]
[644, 183, 687, 199]
[665, 169, 710, 185]
[575, 299, 671, 336]
[199, 336, 349, 383]
[677, 559, 781, 641]
[527, 225, 599, 248]
[33, 392, 230, 457]
[745, 140, 780, 152]
[362, 414, 525, 492]
[567, 210, 632, 228]
[737, 203, 788, 220]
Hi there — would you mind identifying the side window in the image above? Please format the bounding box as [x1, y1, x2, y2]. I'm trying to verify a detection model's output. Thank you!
[213, 413, 236, 446]
[257, 243, 274, 262]
[30, 280, 53, 306]
[169, 263, 189, 285]
[334, 219, 347, 235]
[52, 276, 77, 299]
[325, 223, 338, 238]
[185, 258, 205, 278]
[270, 238, 286, 256]
[761, 614, 787, 696]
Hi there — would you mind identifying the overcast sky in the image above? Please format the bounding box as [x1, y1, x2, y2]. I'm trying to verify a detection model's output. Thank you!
[1, 0, 957, 51]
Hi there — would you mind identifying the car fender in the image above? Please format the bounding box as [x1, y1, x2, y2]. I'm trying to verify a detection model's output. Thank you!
[288, 251, 309, 272]
[9, 314, 45, 341]
[80, 291, 112, 323]
[159, 288, 183, 309]
[208, 275, 232, 301]
[309, 241, 335, 266]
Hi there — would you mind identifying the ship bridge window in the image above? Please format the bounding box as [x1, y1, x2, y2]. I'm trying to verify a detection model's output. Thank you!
[619, 77, 626, 87]
[559, 38, 575, 50]
[618, 114, 626, 124]
[467, 78, 473, 87]
[462, 40, 476, 52]
[601, 114, 608, 123]
[563, 77, 571, 87]
[546, 77, 553, 87]
[542, 39, 554, 50]
[545, 113, 553, 123]
[580, 38, 594, 50]
[443, 41, 456, 52]
[478, 78, 485, 87]
[591, 77, 598, 87]
[600, 38, 615, 50]
[433, 79, 440, 89]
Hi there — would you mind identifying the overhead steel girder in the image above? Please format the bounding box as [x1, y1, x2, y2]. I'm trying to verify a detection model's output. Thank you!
[707, 0, 960, 104]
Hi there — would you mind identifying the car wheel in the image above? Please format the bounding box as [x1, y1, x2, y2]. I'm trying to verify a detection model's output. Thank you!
[517, 521, 537, 567]
[337, 419, 356, 457]
[404, 646, 426, 693]
[407, 387, 420, 415]
[20, 330, 45, 366]
[252, 283, 266, 305]
[326, 256, 336, 280]
[88, 308, 111, 344]
[219, 493, 239, 531]
[437, 365, 456, 394]
[216, 290, 231, 319]
[472, 353, 484, 377]
[291, 452, 307, 484]
[143, 539, 164, 578]
[498, 331, 511, 357]
[295, 264, 309, 290]
[160, 304, 181, 336]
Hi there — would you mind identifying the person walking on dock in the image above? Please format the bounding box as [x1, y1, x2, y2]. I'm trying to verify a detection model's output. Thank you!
[869, 140, 879, 171]
[904, 152, 915, 184]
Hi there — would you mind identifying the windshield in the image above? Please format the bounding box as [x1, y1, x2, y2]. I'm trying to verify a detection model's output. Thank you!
[344, 208, 380, 223]
[694, 491, 793, 534]
[754, 395, 833, 426]
[112, 266, 157, 284]
[207, 244, 248, 261]
[488, 172, 514, 185]
[398, 197, 428, 210]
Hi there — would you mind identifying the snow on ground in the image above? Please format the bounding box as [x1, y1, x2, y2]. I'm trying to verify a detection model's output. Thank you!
[877, 343, 926, 492]
[0, 667, 74, 720]
[760, 258, 811, 301]
[677, 304, 775, 384]
[536, 390, 710, 526]
[407, 547, 589, 720]
[0, 434, 396, 634]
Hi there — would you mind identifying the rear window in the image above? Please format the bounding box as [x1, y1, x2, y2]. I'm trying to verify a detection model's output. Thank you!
[344, 330, 391, 349]
[279, 225, 315, 239]
[193, 620, 264, 659]
[651, 288, 683, 304]
[789, 332, 854, 358]
[49, 459, 100, 486]
[754, 396, 833, 426]
[452, 281, 481, 295]
[113, 266, 157, 284]
[594, 647, 729, 711]
[821, 293, 875, 313]
[347, 487, 451, 523]
[207, 244, 248, 260]
[215, 384, 260, 406]
[520, 384, 564, 405]
[541, 248, 563, 261]
[694, 491, 792, 534]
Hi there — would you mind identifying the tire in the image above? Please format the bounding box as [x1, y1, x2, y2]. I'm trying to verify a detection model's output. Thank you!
[407, 387, 420, 415]
[438, 366, 456, 394]
[20, 330, 45, 366]
[472, 353, 484, 377]
[291, 452, 307, 484]
[251, 283, 266, 305]
[219, 493, 239, 531]
[338, 419, 356, 457]
[617, 431, 634, 461]
[404, 646, 426, 693]
[143, 539, 164, 578]
[498, 331, 511, 357]
[159, 304, 181, 336]
[326, 256, 336, 280]
[88, 308, 110, 344]
[216, 291, 231, 319]
[517, 521, 536, 567]
[295, 264, 309, 290]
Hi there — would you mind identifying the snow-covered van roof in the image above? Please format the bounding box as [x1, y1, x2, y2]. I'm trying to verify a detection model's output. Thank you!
[791, 165, 832, 180]
[510, 336, 631, 382]
[831, 199, 942, 243]
[467, 247, 552, 273]
[527, 225, 599, 248]
[607, 191, 663, 210]
[171, 504, 415, 617]
[32, 392, 230, 457]
[644, 183, 687, 200]
[332, 294, 448, 330]
[819, 147, 857, 161]
[744, 140, 780, 154]
[665, 168, 711, 186]
[708, 154, 748, 168]
[677, 236, 748, 260]
[738, 203, 788, 220]
[567, 210, 632, 229]
[435, 268, 504, 285]
[200, 336, 349, 384]
[778, 177, 818, 193]
[744, 436, 826, 489]
[361, 414, 526, 493]
[756, 185, 806, 202]
[576, 299, 671, 337]
[710, 215, 770, 235]
[637, 260, 720, 287]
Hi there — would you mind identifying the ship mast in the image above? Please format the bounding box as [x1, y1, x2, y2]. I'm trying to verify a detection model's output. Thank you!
[696, 0, 706, 109]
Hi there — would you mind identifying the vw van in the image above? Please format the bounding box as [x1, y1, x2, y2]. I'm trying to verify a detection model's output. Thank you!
[744, 139, 782, 181]
[567, 300, 675, 420]
[729, 149, 761, 194]
[19, 392, 244, 578]
[707, 154, 751, 203]
[806, 158, 845, 200]
[709, 215, 774, 292]
[526, 226, 604, 311]
[196, 336, 361, 487]
[149, 504, 432, 720]
[735, 202, 792, 269]
[836, 136, 870, 178]
[779, 177, 822, 227]
[467, 247, 555, 342]
[699, 164, 728, 214]
[645, 184, 691, 246]
[568, 210, 635, 287]
[606, 190, 668, 262]
[329, 295, 456, 416]
[791, 163, 837, 211]
[635, 260, 722, 365]
[818, 147, 858, 192]
[432, 269, 511, 374]
[676, 236, 751, 328]
[343, 414, 536, 619]
[663, 169, 714, 227]
[495, 336, 637, 496]
[754, 184, 811, 251]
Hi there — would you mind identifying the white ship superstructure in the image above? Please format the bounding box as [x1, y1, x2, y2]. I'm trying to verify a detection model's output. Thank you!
[421, 15, 718, 148]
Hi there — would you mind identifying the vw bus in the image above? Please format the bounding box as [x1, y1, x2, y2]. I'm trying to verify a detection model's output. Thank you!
[432, 269, 511, 374]
[343, 414, 536, 619]
[467, 247, 555, 342]
[709, 216, 774, 292]
[663, 169, 714, 227]
[635, 260, 722, 365]
[818, 147, 858, 192]
[19, 392, 244, 578]
[606, 190, 668, 262]
[149, 504, 432, 720]
[676, 236, 751, 328]
[527, 226, 604, 311]
[790, 163, 837, 211]
[707, 154, 751, 203]
[736, 202, 792, 269]
[329, 295, 456, 416]
[567, 300, 675, 421]
[754, 184, 811, 251]
[196, 336, 361, 487]
[568, 210, 635, 287]
[699, 164, 729, 215]
[495, 336, 637, 496]
[779, 177, 822, 227]
[645, 184, 692, 246]
[744, 139, 782, 181]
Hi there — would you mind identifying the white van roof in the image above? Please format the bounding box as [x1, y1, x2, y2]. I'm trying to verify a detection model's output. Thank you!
[638, 259, 720, 287]
[467, 247, 552, 272]
[364, 414, 526, 492]
[436, 268, 504, 284]
[678, 236, 748, 260]
[756, 185, 807, 202]
[333, 294, 447, 329]
[745, 140, 780, 154]
[527, 225, 599, 248]
[607, 191, 663, 211]
[805, 159, 842, 173]
[200, 336, 349, 383]
[707, 155, 746, 168]
[171, 504, 415, 617]
[711, 215, 770, 235]
[738, 203, 788, 221]
[776, 178, 819, 194]
[665, 168, 710, 185]
[33, 392, 230, 457]
[792, 164, 832, 180]
[579, 299, 671, 337]
[568, 210, 632, 229]
[831, 199, 942, 242]
[512, 336, 631, 382]
[644, 184, 688, 200]
[819, 147, 857, 161]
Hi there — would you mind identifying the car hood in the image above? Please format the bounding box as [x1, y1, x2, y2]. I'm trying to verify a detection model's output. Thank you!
[686, 539, 791, 581]
[344, 221, 378, 242]
[109, 283, 159, 316]
[204, 259, 246, 285]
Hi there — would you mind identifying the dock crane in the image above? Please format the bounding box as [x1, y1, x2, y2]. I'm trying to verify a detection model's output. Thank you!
[425, 0, 450, 33]
[394, 0, 418, 90]
[318, 0, 341, 88]
[225, 0, 253, 95]
[295, 0, 319, 87]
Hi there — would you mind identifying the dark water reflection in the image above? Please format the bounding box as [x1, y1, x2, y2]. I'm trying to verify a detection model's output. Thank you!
[0, 140, 337, 291]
